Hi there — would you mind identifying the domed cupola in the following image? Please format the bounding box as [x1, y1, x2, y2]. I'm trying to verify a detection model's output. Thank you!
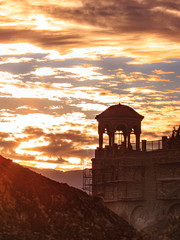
[96, 103, 144, 151]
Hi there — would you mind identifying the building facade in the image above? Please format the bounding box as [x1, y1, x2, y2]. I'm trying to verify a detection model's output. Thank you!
[91, 104, 180, 229]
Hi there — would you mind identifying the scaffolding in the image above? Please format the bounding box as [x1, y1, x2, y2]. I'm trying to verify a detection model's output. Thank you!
[83, 168, 92, 195]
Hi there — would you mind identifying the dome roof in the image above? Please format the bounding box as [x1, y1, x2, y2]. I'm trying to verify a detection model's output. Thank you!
[95, 104, 144, 120]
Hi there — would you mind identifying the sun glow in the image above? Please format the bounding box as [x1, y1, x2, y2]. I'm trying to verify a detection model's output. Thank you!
[67, 157, 81, 164]
[33, 15, 54, 30]
[0, 0, 179, 172]
[0, 43, 48, 55]
[15, 138, 49, 156]
[34, 162, 58, 169]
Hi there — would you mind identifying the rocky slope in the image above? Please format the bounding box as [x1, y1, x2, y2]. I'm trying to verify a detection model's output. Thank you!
[0, 155, 141, 240]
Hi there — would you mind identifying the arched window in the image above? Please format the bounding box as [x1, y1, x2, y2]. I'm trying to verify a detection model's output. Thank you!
[130, 128, 136, 150]
[103, 127, 109, 147]
[114, 124, 127, 147]
[114, 130, 124, 145]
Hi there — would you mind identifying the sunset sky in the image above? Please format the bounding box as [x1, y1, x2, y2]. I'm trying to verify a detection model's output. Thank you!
[0, 0, 179, 171]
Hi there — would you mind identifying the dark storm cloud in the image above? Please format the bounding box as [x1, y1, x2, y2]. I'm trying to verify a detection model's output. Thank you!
[142, 131, 160, 139]
[0, 139, 18, 149]
[0, 132, 10, 139]
[0, 124, 96, 162]
[0, 28, 84, 49]
[0, 61, 35, 75]
[0, 131, 35, 161]
[0, 98, 49, 113]
[142, 128, 174, 139]
[0, 97, 80, 116]
[37, 0, 180, 41]
[0, 0, 179, 169]
[36, 130, 97, 157]
[70, 149, 94, 159]
[0, 0, 179, 52]
[21, 128, 97, 159]
[23, 126, 45, 138]
[17, 126, 97, 160]
[0, 132, 19, 154]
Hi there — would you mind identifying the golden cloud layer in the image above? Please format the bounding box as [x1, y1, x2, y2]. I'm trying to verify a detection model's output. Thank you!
[0, 0, 179, 170]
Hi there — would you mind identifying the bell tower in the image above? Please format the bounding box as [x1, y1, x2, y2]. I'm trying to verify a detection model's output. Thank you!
[89, 104, 180, 230]
[91, 103, 146, 227]
[96, 103, 144, 151]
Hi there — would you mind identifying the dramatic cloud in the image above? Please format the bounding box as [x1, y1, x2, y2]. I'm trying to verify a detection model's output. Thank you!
[0, 0, 179, 170]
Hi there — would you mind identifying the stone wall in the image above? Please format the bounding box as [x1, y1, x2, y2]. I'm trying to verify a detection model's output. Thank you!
[92, 148, 180, 229]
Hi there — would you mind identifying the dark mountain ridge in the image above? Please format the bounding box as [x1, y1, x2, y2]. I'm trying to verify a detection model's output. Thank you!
[0, 155, 141, 240]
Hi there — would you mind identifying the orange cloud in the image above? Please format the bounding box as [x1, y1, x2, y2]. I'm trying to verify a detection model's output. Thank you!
[0, 0, 180, 63]
[118, 71, 170, 82]
[152, 70, 175, 74]
[0, 0, 179, 171]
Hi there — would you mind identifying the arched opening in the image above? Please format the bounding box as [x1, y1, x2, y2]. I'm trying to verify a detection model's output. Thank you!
[103, 127, 109, 147]
[130, 205, 149, 229]
[130, 128, 136, 150]
[114, 124, 127, 148]
[96, 105, 144, 150]
[114, 130, 124, 145]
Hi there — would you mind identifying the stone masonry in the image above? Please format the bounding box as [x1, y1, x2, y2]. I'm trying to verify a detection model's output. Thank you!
[91, 104, 180, 229]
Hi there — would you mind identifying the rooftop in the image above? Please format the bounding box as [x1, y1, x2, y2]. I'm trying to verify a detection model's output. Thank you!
[95, 103, 144, 120]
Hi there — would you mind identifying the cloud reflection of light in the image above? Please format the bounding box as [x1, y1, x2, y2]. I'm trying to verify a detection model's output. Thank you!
[0, 0, 179, 171]
[32, 67, 56, 76]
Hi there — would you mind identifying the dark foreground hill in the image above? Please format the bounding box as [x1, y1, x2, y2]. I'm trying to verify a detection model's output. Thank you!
[0, 155, 141, 240]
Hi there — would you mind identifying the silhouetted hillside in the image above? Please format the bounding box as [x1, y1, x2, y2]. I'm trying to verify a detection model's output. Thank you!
[0, 155, 141, 240]
[29, 167, 83, 190]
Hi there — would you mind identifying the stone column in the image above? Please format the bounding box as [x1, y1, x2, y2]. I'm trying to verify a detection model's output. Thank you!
[162, 136, 167, 150]
[108, 130, 115, 147]
[99, 132, 103, 148]
[112, 132, 115, 146]
[128, 133, 131, 149]
[136, 133, 140, 151]
[124, 134, 127, 149]
[142, 140, 147, 152]
[108, 133, 111, 146]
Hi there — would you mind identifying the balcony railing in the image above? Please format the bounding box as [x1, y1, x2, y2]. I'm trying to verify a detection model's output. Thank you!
[131, 140, 162, 152]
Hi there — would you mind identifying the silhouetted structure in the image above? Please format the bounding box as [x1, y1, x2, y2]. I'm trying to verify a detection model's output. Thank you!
[84, 104, 180, 229]
[96, 103, 144, 151]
